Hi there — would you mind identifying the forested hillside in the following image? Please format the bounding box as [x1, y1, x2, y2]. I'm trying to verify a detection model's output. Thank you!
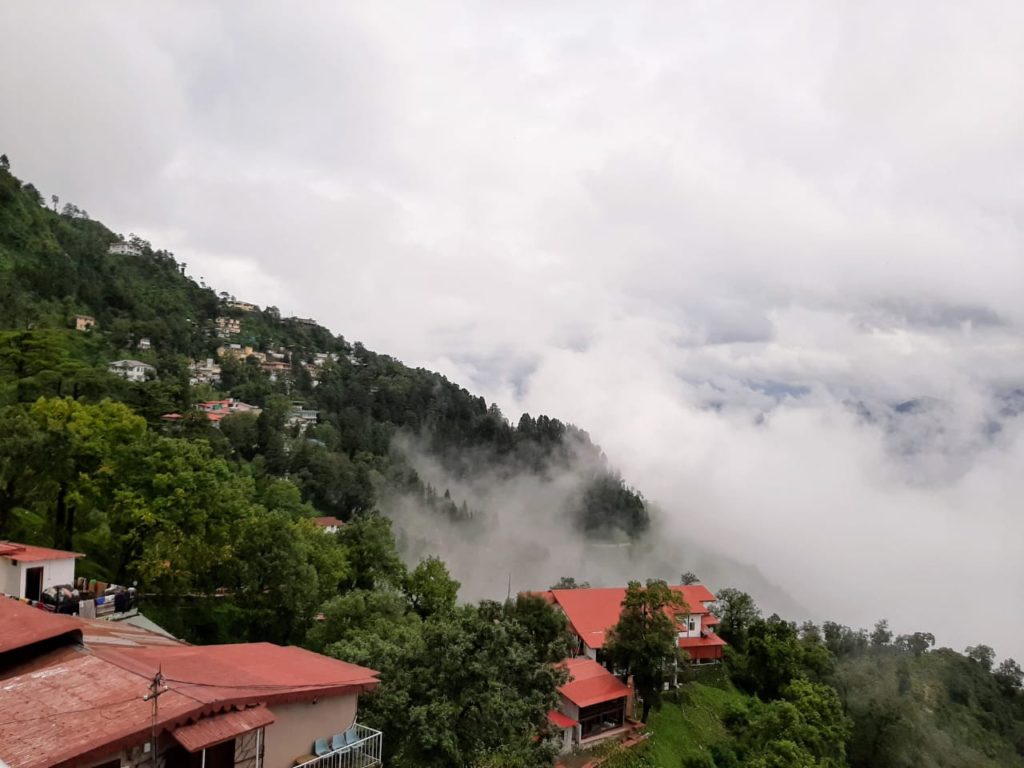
[0, 159, 646, 566]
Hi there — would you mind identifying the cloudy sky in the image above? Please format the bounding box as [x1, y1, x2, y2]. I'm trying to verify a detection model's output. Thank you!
[3, 2, 1023, 656]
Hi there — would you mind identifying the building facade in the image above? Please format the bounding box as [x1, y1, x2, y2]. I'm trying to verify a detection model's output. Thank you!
[0, 542, 82, 601]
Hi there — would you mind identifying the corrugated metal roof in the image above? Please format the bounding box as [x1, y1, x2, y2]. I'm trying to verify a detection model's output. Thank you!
[172, 705, 275, 752]
[0, 598, 82, 655]
[0, 610, 380, 768]
[0, 541, 84, 562]
[558, 657, 630, 708]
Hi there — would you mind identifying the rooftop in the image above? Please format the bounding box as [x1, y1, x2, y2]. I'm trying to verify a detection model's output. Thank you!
[0, 598, 82, 656]
[547, 584, 717, 650]
[0, 541, 84, 563]
[558, 657, 631, 708]
[0, 600, 380, 768]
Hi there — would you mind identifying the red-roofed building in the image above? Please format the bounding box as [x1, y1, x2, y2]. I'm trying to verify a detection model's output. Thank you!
[551, 657, 633, 753]
[0, 541, 83, 601]
[539, 584, 725, 664]
[0, 597, 383, 768]
[311, 516, 345, 534]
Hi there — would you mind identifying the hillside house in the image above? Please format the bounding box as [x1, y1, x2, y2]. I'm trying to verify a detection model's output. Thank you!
[312, 517, 345, 534]
[0, 542, 83, 601]
[137, 336, 152, 351]
[218, 344, 263, 362]
[288, 404, 319, 430]
[215, 316, 242, 338]
[290, 317, 318, 327]
[0, 598, 383, 768]
[163, 399, 262, 428]
[108, 241, 143, 256]
[227, 299, 259, 312]
[262, 359, 291, 381]
[549, 657, 633, 753]
[538, 584, 726, 664]
[199, 398, 262, 426]
[73, 314, 95, 331]
[108, 359, 156, 383]
[190, 357, 222, 385]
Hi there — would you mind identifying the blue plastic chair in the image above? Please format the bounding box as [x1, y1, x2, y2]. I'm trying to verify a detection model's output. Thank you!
[314, 738, 330, 757]
[344, 727, 359, 745]
[331, 733, 346, 751]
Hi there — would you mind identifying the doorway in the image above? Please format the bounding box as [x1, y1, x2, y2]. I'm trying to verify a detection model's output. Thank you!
[24, 567, 43, 601]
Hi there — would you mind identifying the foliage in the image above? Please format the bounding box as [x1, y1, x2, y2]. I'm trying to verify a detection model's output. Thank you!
[316, 595, 563, 768]
[550, 576, 590, 589]
[605, 580, 685, 721]
[729, 614, 832, 700]
[403, 555, 460, 619]
[710, 587, 760, 653]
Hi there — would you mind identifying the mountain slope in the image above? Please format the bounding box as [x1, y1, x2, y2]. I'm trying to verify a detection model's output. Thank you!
[0, 161, 648, 544]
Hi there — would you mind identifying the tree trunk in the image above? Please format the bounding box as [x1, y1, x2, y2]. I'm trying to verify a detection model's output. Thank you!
[641, 696, 652, 722]
[53, 480, 74, 551]
[53, 481, 67, 548]
[0, 478, 18, 537]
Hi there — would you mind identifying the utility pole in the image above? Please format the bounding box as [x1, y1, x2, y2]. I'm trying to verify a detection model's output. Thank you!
[143, 666, 168, 767]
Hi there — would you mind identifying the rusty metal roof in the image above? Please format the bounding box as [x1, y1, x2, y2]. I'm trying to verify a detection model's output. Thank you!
[172, 704, 275, 752]
[0, 629, 380, 768]
[0, 541, 84, 562]
[0, 598, 82, 656]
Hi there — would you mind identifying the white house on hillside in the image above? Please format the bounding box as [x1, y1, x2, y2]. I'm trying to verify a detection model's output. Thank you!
[108, 241, 142, 256]
[108, 359, 156, 383]
[0, 541, 83, 601]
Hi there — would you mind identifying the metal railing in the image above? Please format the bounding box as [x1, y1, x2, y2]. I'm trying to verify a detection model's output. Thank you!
[293, 724, 382, 768]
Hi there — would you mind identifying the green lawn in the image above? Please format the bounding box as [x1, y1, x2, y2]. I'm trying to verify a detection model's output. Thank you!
[642, 673, 750, 767]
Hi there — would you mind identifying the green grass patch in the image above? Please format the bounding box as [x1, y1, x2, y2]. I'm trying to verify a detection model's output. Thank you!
[642, 677, 750, 767]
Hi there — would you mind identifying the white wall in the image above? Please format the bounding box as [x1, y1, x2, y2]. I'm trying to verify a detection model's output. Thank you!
[0, 560, 19, 596]
[1, 557, 77, 598]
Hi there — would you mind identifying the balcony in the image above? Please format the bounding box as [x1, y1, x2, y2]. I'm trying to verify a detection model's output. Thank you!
[293, 723, 382, 768]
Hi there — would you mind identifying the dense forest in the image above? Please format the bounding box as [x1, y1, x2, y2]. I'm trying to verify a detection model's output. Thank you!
[1, 158, 1021, 767]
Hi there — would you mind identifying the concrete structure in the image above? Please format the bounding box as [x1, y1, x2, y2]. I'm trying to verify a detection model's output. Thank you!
[218, 343, 262, 361]
[108, 359, 156, 383]
[0, 599, 382, 768]
[215, 316, 242, 337]
[73, 314, 95, 332]
[137, 336, 152, 351]
[0, 542, 83, 601]
[289, 404, 319, 430]
[190, 357, 222, 385]
[108, 241, 143, 256]
[226, 300, 259, 312]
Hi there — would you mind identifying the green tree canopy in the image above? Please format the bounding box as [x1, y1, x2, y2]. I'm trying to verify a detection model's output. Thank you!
[605, 579, 685, 721]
